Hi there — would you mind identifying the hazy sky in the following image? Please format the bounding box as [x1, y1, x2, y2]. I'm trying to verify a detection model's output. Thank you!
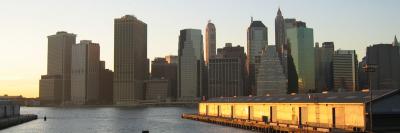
[0, 0, 399, 98]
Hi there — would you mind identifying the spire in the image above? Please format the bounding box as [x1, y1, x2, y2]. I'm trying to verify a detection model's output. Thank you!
[393, 35, 399, 46]
[277, 7, 282, 16]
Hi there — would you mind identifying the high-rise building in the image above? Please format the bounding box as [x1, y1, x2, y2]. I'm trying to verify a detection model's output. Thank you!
[208, 43, 246, 98]
[366, 44, 400, 90]
[315, 42, 335, 92]
[178, 29, 204, 100]
[114, 15, 148, 105]
[99, 61, 113, 104]
[286, 21, 315, 93]
[145, 79, 170, 101]
[150, 57, 178, 99]
[39, 75, 62, 104]
[39, 31, 76, 104]
[275, 8, 285, 56]
[246, 20, 268, 95]
[205, 20, 216, 65]
[70, 40, 100, 104]
[256, 45, 287, 95]
[333, 50, 358, 92]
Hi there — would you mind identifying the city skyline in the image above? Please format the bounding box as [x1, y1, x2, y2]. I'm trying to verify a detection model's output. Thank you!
[1, 0, 400, 97]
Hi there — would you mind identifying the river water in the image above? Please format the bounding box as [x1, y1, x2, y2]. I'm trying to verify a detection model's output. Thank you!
[2, 106, 252, 133]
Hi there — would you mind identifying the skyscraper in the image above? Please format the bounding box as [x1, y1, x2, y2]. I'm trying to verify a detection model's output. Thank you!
[256, 46, 287, 95]
[208, 43, 246, 98]
[286, 21, 315, 93]
[333, 50, 358, 92]
[275, 8, 285, 55]
[114, 15, 148, 105]
[205, 20, 216, 65]
[99, 61, 113, 104]
[366, 44, 400, 90]
[178, 29, 204, 100]
[71, 40, 100, 104]
[246, 20, 268, 95]
[315, 42, 335, 92]
[39, 31, 76, 104]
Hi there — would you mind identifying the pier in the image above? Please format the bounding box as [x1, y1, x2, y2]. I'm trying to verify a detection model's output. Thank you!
[0, 114, 38, 129]
[182, 114, 332, 132]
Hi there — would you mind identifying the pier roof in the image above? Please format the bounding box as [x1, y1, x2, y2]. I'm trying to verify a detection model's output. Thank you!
[205, 89, 399, 103]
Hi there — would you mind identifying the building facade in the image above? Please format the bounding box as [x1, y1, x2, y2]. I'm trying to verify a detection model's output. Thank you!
[366, 44, 400, 90]
[39, 31, 76, 104]
[256, 46, 287, 95]
[333, 50, 358, 92]
[145, 79, 171, 101]
[286, 22, 315, 93]
[247, 20, 268, 95]
[315, 42, 335, 92]
[114, 15, 148, 105]
[205, 21, 216, 65]
[99, 61, 113, 104]
[151, 57, 178, 99]
[178, 29, 204, 100]
[71, 40, 100, 104]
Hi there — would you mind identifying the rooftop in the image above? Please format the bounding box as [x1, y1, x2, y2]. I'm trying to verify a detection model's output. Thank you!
[205, 89, 398, 103]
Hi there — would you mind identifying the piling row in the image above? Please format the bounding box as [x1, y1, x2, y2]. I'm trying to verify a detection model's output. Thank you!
[182, 114, 332, 133]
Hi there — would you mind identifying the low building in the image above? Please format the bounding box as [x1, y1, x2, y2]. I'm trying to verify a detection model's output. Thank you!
[198, 89, 400, 132]
[39, 75, 62, 105]
[145, 79, 170, 101]
[0, 100, 19, 118]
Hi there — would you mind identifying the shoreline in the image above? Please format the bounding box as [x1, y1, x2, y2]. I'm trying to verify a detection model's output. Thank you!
[0, 114, 37, 130]
[24, 102, 199, 108]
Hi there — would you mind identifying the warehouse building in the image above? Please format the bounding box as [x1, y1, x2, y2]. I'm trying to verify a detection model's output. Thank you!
[198, 89, 400, 132]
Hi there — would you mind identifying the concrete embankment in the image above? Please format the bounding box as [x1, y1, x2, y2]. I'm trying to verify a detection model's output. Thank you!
[0, 114, 37, 130]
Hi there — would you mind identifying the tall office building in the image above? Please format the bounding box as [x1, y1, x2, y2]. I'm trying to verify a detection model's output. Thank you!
[114, 15, 148, 105]
[286, 21, 315, 93]
[315, 42, 335, 92]
[246, 20, 268, 95]
[71, 40, 100, 104]
[208, 43, 246, 98]
[366, 44, 400, 90]
[99, 61, 113, 104]
[256, 46, 287, 95]
[39, 31, 76, 104]
[333, 50, 358, 92]
[205, 20, 216, 65]
[275, 8, 285, 56]
[178, 29, 204, 100]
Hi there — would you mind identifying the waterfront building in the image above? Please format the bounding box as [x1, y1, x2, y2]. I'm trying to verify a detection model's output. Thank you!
[315, 42, 335, 92]
[39, 31, 76, 104]
[333, 50, 358, 92]
[71, 40, 100, 104]
[151, 57, 178, 99]
[39, 75, 62, 104]
[178, 29, 205, 100]
[246, 20, 268, 95]
[99, 61, 113, 104]
[366, 44, 400, 90]
[286, 21, 315, 93]
[358, 57, 368, 90]
[256, 46, 287, 95]
[198, 89, 400, 132]
[145, 79, 170, 101]
[114, 15, 148, 105]
[205, 20, 216, 65]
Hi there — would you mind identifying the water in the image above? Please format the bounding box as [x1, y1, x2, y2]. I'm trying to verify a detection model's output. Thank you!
[2, 106, 252, 133]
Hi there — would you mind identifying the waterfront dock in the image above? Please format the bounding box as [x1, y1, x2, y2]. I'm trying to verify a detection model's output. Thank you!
[182, 114, 340, 133]
[0, 114, 38, 129]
